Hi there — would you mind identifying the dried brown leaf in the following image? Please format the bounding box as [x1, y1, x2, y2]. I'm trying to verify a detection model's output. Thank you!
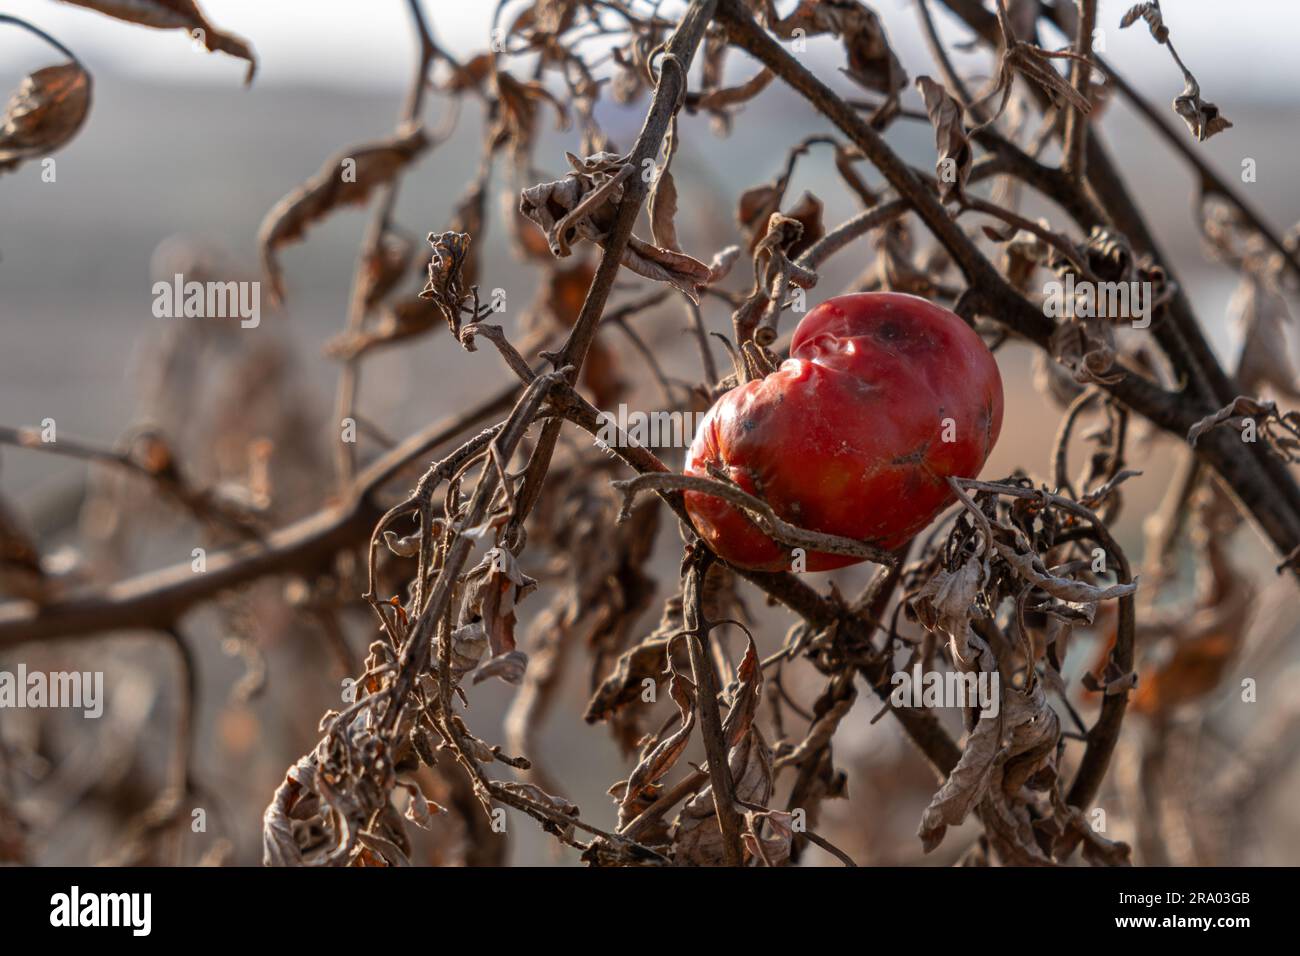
[401, 783, 445, 830]
[1187, 396, 1274, 447]
[918, 703, 1000, 852]
[692, 67, 774, 131]
[444, 52, 493, 93]
[460, 547, 537, 686]
[1050, 317, 1124, 386]
[1173, 80, 1232, 143]
[258, 125, 429, 303]
[519, 163, 713, 301]
[58, 0, 256, 82]
[616, 654, 696, 818]
[1119, 3, 1168, 39]
[1232, 276, 1300, 400]
[742, 809, 794, 866]
[720, 636, 762, 747]
[915, 75, 971, 205]
[0, 62, 92, 174]
[995, 534, 1138, 603]
[419, 230, 475, 336]
[770, 0, 906, 99]
[911, 556, 985, 644]
[425, 620, 485, 683]
[357, 233, 414, 315]
[1120, 1, 1231, 142]
[493, 69, 570, 159]
[672, 727, 774, 865]
[649, 167, 681, 252]
[585, 636, 669, 724]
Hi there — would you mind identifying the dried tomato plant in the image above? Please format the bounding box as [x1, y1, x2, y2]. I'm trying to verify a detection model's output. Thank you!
[3, 0, 1300, 868]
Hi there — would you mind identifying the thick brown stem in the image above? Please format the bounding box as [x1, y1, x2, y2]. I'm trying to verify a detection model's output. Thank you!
[683, 549, 746, 866]
[1061, 0, 1097, 180]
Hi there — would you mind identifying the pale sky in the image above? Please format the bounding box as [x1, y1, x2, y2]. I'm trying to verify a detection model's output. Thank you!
[3, 1, 1298, 101]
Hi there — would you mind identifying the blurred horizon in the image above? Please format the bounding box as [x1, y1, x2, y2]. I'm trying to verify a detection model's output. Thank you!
[4, 1, 1300, 100]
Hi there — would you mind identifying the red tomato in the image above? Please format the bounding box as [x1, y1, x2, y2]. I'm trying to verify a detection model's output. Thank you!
[684, 292, 1003, 571]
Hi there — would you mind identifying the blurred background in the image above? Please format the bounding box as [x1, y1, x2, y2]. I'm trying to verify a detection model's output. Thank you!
[2, 1, 1299, 865]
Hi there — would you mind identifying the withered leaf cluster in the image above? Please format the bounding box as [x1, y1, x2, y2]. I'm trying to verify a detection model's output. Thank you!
[519, 151, 720, 302]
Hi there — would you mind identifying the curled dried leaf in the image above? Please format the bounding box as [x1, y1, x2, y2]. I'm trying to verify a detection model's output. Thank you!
[768, 1, 906, 109]
[458, 548, 537, 686]
[519, 159, 713, 301]
[1119, 3, 1169, 40]
[995, 533, 1138, 603]
[1230, 276, 1300, 400]
[758, 192, 824, 260]
[419, 231, 474, 336]
[492, 69, 570, 160]
[357, 233, 414, 315]
[444, 52, 492, 94]
[742, 809, 794, 866]
[258, 125, 430, 303]
[1120, 1, 1231, 142]
[721, 637, 763, 746]
[649, 166, 681, 252]
[401, 783, 445, 830]
[971, 4, 1096, 132]
[706, 245, 742, 284]
[58, 0, 257, 82]
[444, 179, 488, 291]
[0, 62, 92, 175]
[1172, 78, 1232, 143]
[431, 621, 488, 680]
[689, 67, 774, 132]
[585, 636, 669, 724]
[672, 727, 774, 865]
[912, 557, 985, 644]
[1050, 317, 1124, 386]
[615, 651, 696, 820]
[1187, 397, 1264, 445]
[1187, 396, 1294, 451]
[915, 76, 970, 205]
[471, 649, 529, 686]
[918, 697, 999, 852]
[738, 182, 782, 247]
[625, 240, 715, 302]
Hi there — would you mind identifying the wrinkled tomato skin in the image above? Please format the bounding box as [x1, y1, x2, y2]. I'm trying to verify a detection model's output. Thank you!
[684, 292, 1003, 572]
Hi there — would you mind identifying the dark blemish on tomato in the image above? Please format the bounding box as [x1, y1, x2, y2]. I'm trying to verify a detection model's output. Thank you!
[891, 440, 930, 466]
